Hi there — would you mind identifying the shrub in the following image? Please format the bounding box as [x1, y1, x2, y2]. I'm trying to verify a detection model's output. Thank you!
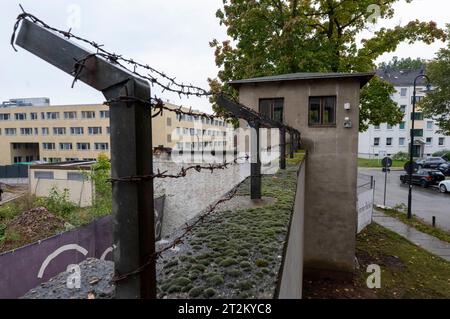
[87, 153, 112, 217]
[432, 150, 450, 160]
[38, 187, 77, 218]
[392, 152, 409, 161]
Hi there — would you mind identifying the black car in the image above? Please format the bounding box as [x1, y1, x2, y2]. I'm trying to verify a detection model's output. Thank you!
[400, 169, 446, 188]
[417, 157, 447, 169]
[438, 162, 450, 176]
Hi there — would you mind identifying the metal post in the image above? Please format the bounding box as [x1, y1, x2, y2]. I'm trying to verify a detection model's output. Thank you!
[408, 74, 430, 219]
[15, 19, 156, 298]
[384, 164, 388, 207]
[289, 131, 294, 159]
[432, 216, 436, 227]
[280, 128, 286, 170]
[104, 80, 155, 299]
[251, 123, 261, 200]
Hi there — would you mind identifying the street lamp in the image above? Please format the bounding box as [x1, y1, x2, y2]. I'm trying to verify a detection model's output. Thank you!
[407, 73, 432, 219]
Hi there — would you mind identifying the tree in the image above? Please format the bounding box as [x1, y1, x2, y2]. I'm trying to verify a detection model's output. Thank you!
[210, 0, 446, 131]
[378, 56, 425, 70]
[421, 31, 450, 135]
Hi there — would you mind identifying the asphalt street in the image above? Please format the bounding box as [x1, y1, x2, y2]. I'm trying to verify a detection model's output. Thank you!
[359, 168, 450, 231]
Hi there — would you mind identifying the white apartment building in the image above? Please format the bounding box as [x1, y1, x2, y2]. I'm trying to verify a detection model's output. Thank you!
[359, 69, 450, 159]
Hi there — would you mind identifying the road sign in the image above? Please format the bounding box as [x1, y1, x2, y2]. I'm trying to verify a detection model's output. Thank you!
[404, 161, 419, 173]
[382, 157, 393, 168]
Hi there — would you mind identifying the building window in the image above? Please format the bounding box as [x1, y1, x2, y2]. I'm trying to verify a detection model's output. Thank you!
[374, 124, 380, 130]
[399, 138, 405, 146]
[412, 129, 424, 137]
[374, 138, 380, 146]
[399, 122, 406, 130]
[400, 88, 407, 97]
[308, 96, 336, 126]
[400, 105, 406, 113]
[43, 143, 56, 150]
[94, 143, 109, 151]
[64, 111, 77, 119]
[411, 112, 423, 121]
[71, 127, 84, 135]
[46, 112, 60, 120]
[0, 114, 11, 121]
[34, 128, 39, 135]
[412, 96, 424, 104]
[426, 138, 432, 146]
[426, 121, 433, 130]
[13, 156, 22, 164]
[88, 127, 102, 135]
[167, 134, 172, 143]
[259, 98, 284, 123]
[5, 128, 17, 136]
[77, 143, 90, 150]
[387, 124, 393, 130]
[190, 128, 195, 136]
[25, 156, 34, 162]
[81, 111, 96, 119]
[30, 112, 38, 120]
[60, 143, 73, 150]
[53, 127, 66, 135]
[20, 128, 33, 136]
[386, 138, 393, 146]
[100, 110, 110, 119]
[48, 158, 61, 163]
[167, 117, 172, 126]
[107, 127, 110, 135]
[439, 137, 445, 146]
[67, 172, 85, 181]
[42, 127, 49, 135]
[15, 113, 27, 121]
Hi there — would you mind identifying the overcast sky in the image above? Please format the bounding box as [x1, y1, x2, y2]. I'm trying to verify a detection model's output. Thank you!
[0, 0, 448, 113]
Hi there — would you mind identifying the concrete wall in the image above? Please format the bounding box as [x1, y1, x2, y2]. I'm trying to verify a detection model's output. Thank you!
[278, 159, 305, 299]
[29, 168, 93, 207]
[237, 78, 362, 276]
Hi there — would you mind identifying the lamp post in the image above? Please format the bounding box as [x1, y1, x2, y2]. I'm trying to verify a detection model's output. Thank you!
[407, 74, 431, 219]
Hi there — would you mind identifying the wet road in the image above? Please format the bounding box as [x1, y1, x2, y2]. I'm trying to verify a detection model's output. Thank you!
[359, 168, 450, 231]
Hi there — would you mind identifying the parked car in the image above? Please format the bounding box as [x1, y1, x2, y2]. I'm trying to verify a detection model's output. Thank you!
[438, 180, 450, 193]
[417, 157, 447, 169]
[400, 169, 446, 188]
[438, 162, 450, 176]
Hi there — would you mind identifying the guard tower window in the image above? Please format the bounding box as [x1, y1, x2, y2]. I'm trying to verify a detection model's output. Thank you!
[259, 98, 284, 123]
[309, 96, 336, 126]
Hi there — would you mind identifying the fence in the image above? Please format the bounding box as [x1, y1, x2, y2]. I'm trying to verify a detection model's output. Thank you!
[11, 9, 301, 298]
[357, 174, 375, 233]
[0, 165, 28, 178]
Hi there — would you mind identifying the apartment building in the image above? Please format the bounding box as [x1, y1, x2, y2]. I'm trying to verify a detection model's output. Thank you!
[0, 99, 233, 165]
[359, 69, 450, 159]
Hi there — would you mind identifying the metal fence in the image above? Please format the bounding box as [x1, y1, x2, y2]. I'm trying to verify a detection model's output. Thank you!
[0, 165, 28, 178]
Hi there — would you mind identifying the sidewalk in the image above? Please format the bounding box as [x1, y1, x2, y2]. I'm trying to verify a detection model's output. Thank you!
[373, 210, 450, 262]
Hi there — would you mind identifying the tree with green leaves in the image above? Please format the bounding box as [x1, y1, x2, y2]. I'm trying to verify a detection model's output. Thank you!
[378, 56, 425, 71]
[210, 0, 446, 131]
[421, 33, 450, 135]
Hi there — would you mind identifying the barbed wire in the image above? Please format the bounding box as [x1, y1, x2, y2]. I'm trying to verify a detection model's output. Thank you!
[112, 178, 245, 283]
[109, 155, 249, 183]
[11, 7, 212, 97]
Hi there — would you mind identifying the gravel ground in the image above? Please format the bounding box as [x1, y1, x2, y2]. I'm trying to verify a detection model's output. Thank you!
[22, 258, 115, 299]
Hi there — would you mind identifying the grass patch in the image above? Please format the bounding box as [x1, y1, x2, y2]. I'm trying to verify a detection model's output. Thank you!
[356, 223, 450, 298]
[379, 205, 450, 244]
[358, 158, 406, 168]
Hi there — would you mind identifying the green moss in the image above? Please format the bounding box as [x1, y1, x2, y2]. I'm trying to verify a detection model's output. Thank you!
[203, 288, 217, 298]
[207, 275, 224, 286]
[181, 284, 194, 293]
[220, 258, 238, 267]
[239, 261, 252, 269]
[188, 287, 203, 298]
[167, 285, 182, 293]
[226, 268, 242, 278]
[192, 264, 207, 272]
[170, 277, 191, 287]
[237, 280, 254, 291]
[164, 259, 178, 269]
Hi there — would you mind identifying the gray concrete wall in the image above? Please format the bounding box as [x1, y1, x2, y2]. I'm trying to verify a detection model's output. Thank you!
[278, 159, 305, 299]
[238, 78, 361, 276]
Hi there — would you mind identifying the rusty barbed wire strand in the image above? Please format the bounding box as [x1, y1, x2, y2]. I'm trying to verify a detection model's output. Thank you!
[11, 8, 211, 97]
[112, 178, 245, 283]
[109, 155, 249, 183]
